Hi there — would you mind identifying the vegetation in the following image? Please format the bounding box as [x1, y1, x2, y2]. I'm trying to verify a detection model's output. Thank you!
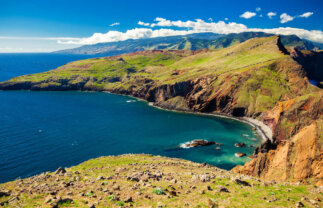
[0, 154, 321, 207]
[54, 32, 319, 55]
[1, 35, 319, 117]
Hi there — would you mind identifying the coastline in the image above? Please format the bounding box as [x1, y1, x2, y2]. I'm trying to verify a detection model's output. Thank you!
[104, 91, 273, 144]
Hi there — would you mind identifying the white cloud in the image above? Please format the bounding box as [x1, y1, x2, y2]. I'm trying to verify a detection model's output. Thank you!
[109, 22, 120, 27]
[299, 12, 313, 18]
[57, 28, 195, 45]
[256, 7, 261, 12]
[138, 21, 150, 26]
[250, 27, 323, 43]
[280, 13, 294, 23]
[267, 12, 277, 19]
[240, 11, 257, 19]
[56, 18, 323, 44]
[6, 17, 322, 48]
[224, 18, 228, 21]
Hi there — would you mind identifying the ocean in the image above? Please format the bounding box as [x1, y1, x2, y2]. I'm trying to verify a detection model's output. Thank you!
[0, 53, 261, 183]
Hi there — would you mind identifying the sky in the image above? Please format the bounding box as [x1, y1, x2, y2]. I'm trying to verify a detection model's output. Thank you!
[0, 0, 322, 52]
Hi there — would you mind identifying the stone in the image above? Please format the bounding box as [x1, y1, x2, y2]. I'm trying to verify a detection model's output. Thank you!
[55, 167, 66, 175]
[45, 196, 52, 203]
[235, 142, 246, 147]
[235, 152, 247, 157]
[169, 190, 177, 197]
[96, 175, 105, 180]
[112, 185, 120, 191]
[296, 201, 304, 207]
[170, 179, 177, 184]
[124, 196, 133, 203]
[181, 140, 215, 148]
[192, 174, 212, 182]
[216, 186, 229, 193]
[0, 190, 11, 197]
[208, 198, 218, 208]
[232, 178, 251, 186]
[309, 199, 318, 205]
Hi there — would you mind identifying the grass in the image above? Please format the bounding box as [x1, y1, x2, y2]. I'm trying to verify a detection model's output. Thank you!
[1, 154, 321, 207]
[152, 188, 166, 195]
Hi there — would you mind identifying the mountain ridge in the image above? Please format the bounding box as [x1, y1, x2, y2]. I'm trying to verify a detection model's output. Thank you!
[54, 32, 320, 55]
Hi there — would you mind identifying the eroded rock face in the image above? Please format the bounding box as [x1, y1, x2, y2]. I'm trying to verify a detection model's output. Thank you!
[233, 121, 323, 186]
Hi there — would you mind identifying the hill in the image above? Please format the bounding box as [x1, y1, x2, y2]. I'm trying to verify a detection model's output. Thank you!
[0, 154, 322, 207]
[54, 32, 319, 55]
[0, 36, 322, 186]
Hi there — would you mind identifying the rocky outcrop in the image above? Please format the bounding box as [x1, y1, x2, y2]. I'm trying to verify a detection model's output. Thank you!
[181, 140, 215, 148]
[1, 154, 322, 207]
[233, 95, 323, 186]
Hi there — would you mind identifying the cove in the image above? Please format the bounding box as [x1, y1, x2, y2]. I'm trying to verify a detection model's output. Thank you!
[0, 90, 261, 183]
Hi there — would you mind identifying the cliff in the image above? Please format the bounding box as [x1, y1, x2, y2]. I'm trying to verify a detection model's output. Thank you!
[0, 36, 322, 185]
[0, 155, 322, 207]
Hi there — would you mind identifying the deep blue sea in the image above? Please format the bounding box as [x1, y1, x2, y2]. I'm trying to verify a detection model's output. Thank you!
[0, 53, 261, 183]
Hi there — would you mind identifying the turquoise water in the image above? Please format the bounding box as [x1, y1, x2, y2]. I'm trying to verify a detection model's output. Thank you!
[0, 54, 261, 183]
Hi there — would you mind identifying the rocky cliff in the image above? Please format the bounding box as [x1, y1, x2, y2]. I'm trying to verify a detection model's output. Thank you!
[0, 36, 322, 185]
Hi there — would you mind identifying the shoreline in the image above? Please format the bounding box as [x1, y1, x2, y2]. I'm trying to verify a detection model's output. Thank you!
[104, 91, 273, 144]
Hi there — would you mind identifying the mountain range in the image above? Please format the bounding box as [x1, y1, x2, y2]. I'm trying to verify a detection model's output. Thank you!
[54, 32, 320, 55]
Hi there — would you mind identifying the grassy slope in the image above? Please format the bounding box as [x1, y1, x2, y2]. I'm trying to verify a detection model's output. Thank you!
[4, 36, 317, 115]
[0, 155, 321, 208]
[55, 32, 318, 55]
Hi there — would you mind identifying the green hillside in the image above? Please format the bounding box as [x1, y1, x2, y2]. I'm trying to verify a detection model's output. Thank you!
[0, 154, 321, 208]
[54, 32, 319, 55]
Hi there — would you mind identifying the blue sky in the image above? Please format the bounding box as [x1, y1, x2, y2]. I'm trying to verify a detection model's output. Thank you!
[0, 0, 322, 52]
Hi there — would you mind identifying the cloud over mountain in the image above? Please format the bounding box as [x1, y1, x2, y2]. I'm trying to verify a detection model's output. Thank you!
[55, 17, 323, 45]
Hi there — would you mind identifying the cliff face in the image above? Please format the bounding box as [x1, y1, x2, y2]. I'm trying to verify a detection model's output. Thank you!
[233, 95, 323, 185]
[0, 36, 322, 185]
[290, 48, 323, 84]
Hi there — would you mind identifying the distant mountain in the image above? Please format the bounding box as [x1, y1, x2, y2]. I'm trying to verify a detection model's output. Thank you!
[54, 32, 320, 55]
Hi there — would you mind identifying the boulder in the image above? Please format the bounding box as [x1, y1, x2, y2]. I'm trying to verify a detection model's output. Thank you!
[0, 190, 11, 197]
[55, 167, 66, 175]
[181, 140, 215, 148]
[124, 196, 133, 203]
[216, 186, 229, 193]
[232, 178, 251, 186]
[235, 152, 247, 157]
[235, 142, 246, 147]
